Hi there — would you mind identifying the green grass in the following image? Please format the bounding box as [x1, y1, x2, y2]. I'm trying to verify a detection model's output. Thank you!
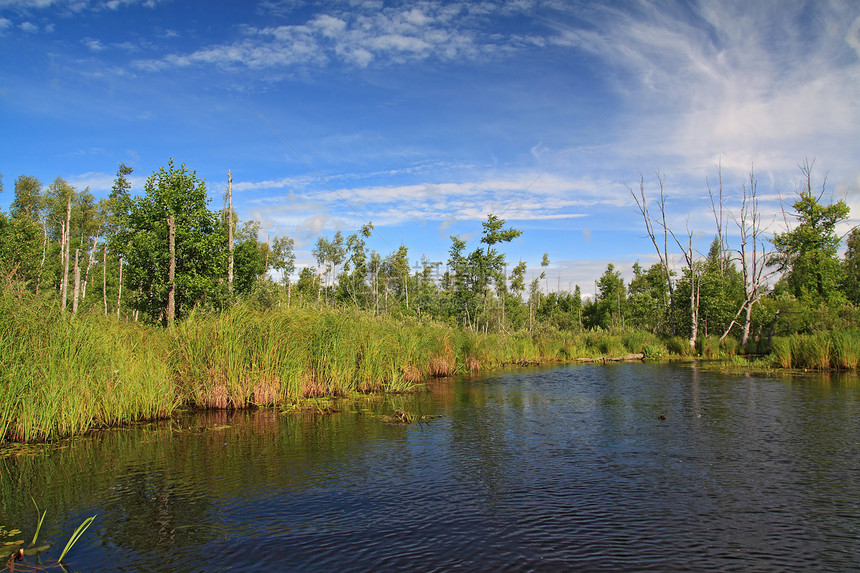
[5, 289, 852, 443]
[0, 291, 176, 443]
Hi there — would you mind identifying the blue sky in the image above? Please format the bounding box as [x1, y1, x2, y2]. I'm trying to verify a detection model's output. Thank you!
[2, 0, 859, 296]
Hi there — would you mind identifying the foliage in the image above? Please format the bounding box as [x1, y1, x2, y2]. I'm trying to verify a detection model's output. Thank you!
[842, 227, 860, 306]
[113, 160, 227, 324]
[771, 163, 850, 304]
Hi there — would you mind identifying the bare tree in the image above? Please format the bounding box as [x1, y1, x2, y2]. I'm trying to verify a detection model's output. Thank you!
[167, 214, 176, 327]
[720, 167, 775, 345]
[61, 193, 72, 312]
[627, 170, 675, 331]
[706, 158, 727, 276]
[668, 222, 700, 351]
[226, 170, 234, 292]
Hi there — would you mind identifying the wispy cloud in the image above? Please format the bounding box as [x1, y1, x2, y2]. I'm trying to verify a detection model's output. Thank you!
[134, 2, 529, 72]
[549, 1, 860, 181]
[0, 0, 161, 10]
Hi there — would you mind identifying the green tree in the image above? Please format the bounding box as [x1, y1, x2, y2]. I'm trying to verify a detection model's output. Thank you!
[841, 227, 860, 305]
[104, 163, 133, 238]
[295, 266, 319, 300]
[771, 161, 850, 303]
[232, 220, 268, 296]
[0, 212, 43, 290]
[627, 261, 669, 332]
[10, 175, 44, 222]
[339, 223, 373, 307]
[697, 238, 743, 338]
[585, 263, 626, 330]
[114, 160, 227, 324]
[541, 253, 550, 294]
[270, 234, 296, 291]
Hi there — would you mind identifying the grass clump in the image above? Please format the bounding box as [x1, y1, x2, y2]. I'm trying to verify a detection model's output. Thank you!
[0, 292, 176, 443]
[830, 329, 860, 370]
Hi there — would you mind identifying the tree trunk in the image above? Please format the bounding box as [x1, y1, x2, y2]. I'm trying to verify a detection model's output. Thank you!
[36, 221, 48, 296]
[103, 246, 108, 315]
[61, 194, 72, 311]
[81, 234, 98, 301]
[689, 272, 699, 351]
[72, 249, 81, 316]
[116, 257, 123, 319]
[741, 301, 753, 347]
[167, 214, 176, 327]
[227, 170, 234, 292]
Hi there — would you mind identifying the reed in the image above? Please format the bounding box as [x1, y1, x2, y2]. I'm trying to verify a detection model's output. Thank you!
[770, 336, 792, 369]
[830, 329, 860, 370]
[790, 333, 832, 370]
[0, 292, 176, 442]
[13, 289, 850, 444]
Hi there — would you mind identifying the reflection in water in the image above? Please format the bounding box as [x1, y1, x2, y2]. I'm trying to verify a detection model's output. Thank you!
[1, 364, 859, 571]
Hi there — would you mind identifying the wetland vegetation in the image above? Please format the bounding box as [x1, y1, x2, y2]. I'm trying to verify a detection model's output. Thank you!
[1, 159, 859, 444]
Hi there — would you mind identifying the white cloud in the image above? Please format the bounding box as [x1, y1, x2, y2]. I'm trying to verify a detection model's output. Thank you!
[550, 2, 860, 182]
[18, 20, 37, 32]
[134, 2, 518, 72]
[82, 36, 104, 51]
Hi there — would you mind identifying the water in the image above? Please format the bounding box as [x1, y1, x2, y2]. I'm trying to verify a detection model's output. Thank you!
[2, 362, 859, 571]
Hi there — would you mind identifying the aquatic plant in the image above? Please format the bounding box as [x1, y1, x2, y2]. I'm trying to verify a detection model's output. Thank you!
[2, 499, 95, 570]
[830, 329, 860, 369]
[771, 337, 792, 369]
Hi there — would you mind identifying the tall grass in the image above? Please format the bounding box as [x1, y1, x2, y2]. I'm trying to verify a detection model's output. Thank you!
[768, 330, 859, 370]
[830, 329, 860, 370]
[0, 291, 176, 442]
[11, 290, 853, 443]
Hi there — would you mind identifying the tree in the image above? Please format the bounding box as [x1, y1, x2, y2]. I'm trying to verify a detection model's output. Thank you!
[114, 159, 226, 324]
[541, 253, 550, 294]
[586, 263, 626, 330]
[105, 163, 134, 317]
[697, 238, 744, 338]
[232, 220, 268, 295]
[628, 172, 674, 325]
[10, 176, 44, 222]
[771, 160, 850, 303]
[339, 223, 373, 307]
[270, 234, 296, 294]
[312, 231, 345, 304]
[627, 261, 670, 332]
[719, 168, 775, 345]
[842, 227, 860, 305]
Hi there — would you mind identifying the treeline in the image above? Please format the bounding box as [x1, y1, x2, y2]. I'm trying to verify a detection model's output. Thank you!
[1, 159, 859, 352]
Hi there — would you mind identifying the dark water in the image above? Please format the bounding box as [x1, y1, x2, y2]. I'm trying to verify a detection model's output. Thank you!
[2, 363, 860, 571]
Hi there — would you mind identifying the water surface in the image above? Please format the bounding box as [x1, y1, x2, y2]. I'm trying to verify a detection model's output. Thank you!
[2, 362, 859, 571]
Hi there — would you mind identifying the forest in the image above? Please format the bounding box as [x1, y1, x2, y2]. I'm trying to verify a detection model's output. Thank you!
[1, 159, 859, 441]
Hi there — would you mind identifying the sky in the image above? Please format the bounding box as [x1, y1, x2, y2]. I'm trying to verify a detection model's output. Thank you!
[2, 0, 859, 296]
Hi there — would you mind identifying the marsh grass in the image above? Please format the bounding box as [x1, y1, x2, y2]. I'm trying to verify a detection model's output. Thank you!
[9, 289, 843, 444]
[790, 333, 832, 370]
[830, 329, 860, 370]
[771, 337, 793, 369]
[0, 292, 176, 443]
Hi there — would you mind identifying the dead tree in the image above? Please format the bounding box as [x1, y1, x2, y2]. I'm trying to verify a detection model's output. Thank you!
[226, 170, 234, 292]
[167, 214, 176, 327]
[668, 222, 700, 351]
[720, 167, 775, 345]
[627, 171, 675, 333]
[60, 193, 72, 311]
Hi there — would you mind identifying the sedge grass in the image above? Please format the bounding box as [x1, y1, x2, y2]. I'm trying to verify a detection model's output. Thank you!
[10, 290, 850, 444]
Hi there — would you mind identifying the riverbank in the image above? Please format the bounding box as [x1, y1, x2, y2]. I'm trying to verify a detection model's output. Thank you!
[0, 293, 663, 443]
[3, 290, 857, 443]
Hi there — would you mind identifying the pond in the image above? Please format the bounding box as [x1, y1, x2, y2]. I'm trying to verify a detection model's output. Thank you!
[2, 362, 859, 571]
